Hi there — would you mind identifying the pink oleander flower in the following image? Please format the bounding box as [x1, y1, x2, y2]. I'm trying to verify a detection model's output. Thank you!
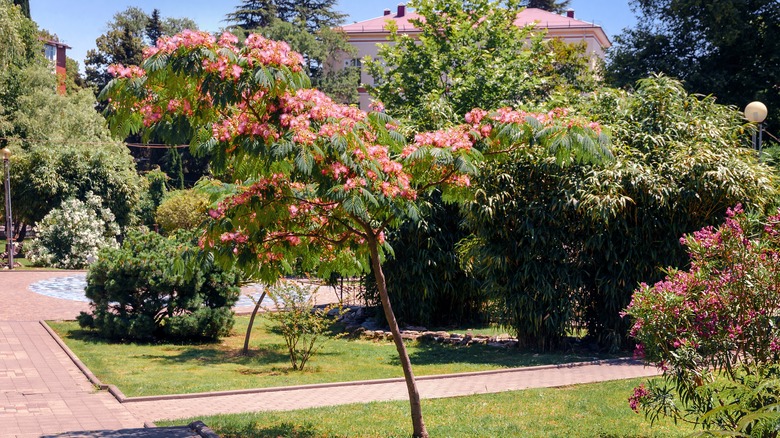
[628, 385, 649, 412]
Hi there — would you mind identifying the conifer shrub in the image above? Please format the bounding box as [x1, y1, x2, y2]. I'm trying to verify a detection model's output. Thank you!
[77, 230, 240, 341]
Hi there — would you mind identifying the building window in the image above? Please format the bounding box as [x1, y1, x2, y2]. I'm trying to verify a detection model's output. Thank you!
[44, 44, 56, 62]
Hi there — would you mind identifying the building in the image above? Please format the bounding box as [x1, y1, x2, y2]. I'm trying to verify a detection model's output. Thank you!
[339, 5, 611, 109]
[43, 40, 70, 95]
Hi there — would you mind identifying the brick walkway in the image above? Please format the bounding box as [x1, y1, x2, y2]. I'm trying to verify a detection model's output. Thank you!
[1, 270, 662, 436]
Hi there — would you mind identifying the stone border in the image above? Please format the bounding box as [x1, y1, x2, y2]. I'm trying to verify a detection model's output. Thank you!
[41, 320, 639, 404]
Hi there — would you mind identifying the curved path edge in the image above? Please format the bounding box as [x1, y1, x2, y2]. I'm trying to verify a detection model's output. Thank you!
[42, 319, 661, 409]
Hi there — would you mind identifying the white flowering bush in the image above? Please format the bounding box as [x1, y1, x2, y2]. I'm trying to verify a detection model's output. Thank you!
[27, 193, 120, 269]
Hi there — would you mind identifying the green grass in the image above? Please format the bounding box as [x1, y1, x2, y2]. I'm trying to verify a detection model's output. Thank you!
[158, 378, 688, 437]
[48, 316, 613, 397]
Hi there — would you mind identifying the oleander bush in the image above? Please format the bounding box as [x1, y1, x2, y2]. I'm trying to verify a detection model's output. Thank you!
[626, 206, 780, 436]
[26, 192, 119, 269]
[78, 230, 240, 341]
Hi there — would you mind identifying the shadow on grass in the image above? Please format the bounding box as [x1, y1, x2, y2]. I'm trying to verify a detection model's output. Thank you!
[217, 421, 320, 438]
[398, 341, 607, 369]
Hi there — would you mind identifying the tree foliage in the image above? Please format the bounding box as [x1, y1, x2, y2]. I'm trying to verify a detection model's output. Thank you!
[461, 76, 779, 350]
[523, 0, 571, 13]
[366, 0, 596, 132]
[626, 207, 780, 435]
[85, 7, 198, 95]
[367, 0, 597, 328]
[226, 0, 345, 33]
[606, 0, 780, 130]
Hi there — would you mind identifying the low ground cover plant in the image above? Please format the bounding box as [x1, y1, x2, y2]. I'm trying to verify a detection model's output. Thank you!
[626, 205, 780, 435]
[77, 230, 240, 341]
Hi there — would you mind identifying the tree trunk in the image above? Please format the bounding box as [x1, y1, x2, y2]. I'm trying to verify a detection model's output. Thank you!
[243, 291, 266, 354]
[367, 236, 428, 438]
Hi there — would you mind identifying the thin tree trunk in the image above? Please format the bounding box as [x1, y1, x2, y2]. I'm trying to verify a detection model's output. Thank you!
[243, 291, 266, 354]
[367, 235, 428, 438]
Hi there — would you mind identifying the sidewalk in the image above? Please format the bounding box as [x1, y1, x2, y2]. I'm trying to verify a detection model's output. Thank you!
[1, 270, 662, 436]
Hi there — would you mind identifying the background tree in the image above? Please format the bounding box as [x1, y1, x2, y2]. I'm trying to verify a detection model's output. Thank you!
[365, 0, 597, 328]
[102, 30, 606, 438]
[0, 2, 142, 238]
[606, 0, 780, 130]
[523, 0, 571, 13]
[366, 0, 595, 132]
[225, 0, 357, 104]
[227, 0, 345, 33]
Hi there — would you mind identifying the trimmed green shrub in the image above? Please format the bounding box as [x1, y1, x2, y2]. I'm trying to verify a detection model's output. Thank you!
[78, 230, 240, 341]
[155, 188, 209, 234]
[137, 168, 169, 228]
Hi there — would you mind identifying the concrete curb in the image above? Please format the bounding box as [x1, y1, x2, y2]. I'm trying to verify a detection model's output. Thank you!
[117, 357, 642, 403]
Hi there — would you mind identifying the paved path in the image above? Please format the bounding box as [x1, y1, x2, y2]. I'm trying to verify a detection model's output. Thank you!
[1, 270, 662, 436]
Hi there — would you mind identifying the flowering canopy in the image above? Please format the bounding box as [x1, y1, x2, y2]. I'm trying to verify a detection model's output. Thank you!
[102, 30, 609, 282]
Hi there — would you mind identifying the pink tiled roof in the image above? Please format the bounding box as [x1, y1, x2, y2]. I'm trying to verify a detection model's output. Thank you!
[340, 7, 601, 34]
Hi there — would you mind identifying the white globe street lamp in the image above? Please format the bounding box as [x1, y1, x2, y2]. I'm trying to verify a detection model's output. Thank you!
[744, 101, 768, 158]
[2, 147, 12, 269]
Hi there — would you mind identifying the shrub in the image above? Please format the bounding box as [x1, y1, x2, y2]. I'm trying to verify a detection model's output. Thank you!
[26, 192, 119, 269]
[78, 230, 240, 341]
[155, 189, 209, 234]
[625, 205, 780, 435]
[267, 281, 339, 371]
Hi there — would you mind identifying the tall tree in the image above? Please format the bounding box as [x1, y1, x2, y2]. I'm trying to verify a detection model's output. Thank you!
[524, 0, 571, 13]
[226, 0, 345, 33]
[102, 30, 607, 438]
[145, 8, 163, 45]
[607, 0, 780, 130]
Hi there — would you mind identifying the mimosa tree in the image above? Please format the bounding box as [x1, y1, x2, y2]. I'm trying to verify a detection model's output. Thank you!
[101, 30, 609, 437]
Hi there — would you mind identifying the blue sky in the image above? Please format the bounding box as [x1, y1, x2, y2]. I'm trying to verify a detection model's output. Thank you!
[30, 1, 636, 72]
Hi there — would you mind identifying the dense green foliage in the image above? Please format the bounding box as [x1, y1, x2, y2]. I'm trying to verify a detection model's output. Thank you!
[366, 0, 595, 131]
[155, 189, 209, 234]
[606, 0, 780, 130]
[26, 193, 119, 269]
[627, 207, 780, 435]
[524, 0, 571, 12]
[366, 195, 485, 327]
[78, 231, 240, 341]
[226, 0, 345, 33]
[461, 76, 778, 350]
[0, 3, 143, 232]
[367, 0, 595, 328]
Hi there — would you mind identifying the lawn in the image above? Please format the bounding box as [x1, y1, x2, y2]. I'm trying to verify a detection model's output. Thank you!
[158, 378, 689, 437]
[48, 316, 613, 397]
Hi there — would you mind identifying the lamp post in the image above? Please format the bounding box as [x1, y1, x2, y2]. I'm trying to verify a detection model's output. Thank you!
[2, 147, 12, 270]
[744, 101, 768, 158]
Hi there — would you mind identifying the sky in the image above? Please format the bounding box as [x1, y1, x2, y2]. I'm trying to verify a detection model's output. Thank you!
[30, 0, 637, 73]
